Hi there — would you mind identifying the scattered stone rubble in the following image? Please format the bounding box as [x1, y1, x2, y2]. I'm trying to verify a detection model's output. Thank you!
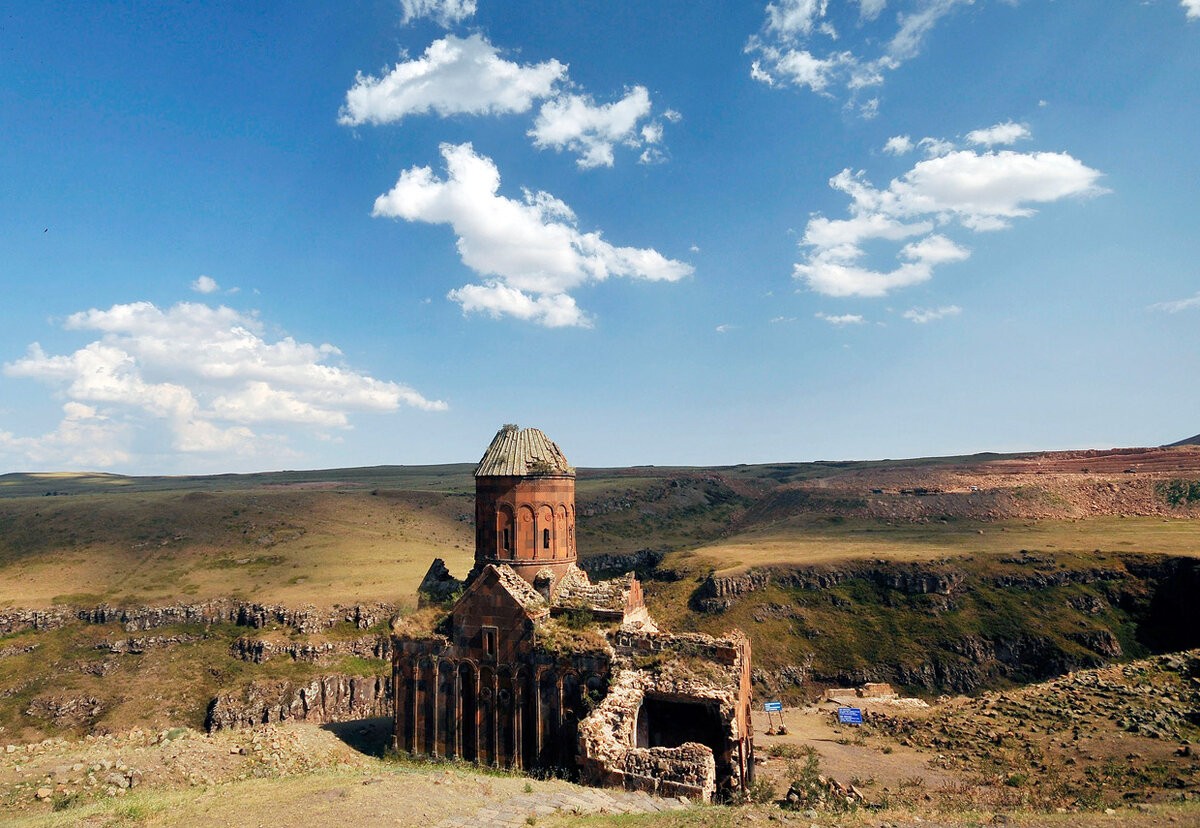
[0, 643, 39, 659]
[867, 651, 1200, 806]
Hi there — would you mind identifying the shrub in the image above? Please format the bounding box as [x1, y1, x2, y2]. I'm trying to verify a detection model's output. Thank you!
[1159, 479, 1200, 507]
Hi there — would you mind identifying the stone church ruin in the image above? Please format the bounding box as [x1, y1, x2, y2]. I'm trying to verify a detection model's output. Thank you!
[391, 425, 755, 801]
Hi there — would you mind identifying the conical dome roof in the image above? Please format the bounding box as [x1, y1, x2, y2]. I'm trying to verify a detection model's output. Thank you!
[474, 424, 573, 478]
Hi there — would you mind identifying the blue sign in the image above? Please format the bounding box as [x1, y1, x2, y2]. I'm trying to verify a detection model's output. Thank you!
[837, 707, 863, 725]
[763, 701, 783, 712]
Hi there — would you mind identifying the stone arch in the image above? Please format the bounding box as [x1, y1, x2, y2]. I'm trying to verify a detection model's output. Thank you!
[497, 669, 515, 767]
[478, 665, 497, 766]
[458, 661, 477, 762]
[437, 659, 456, 758]
[496, 505, 515, 559]
[417, 657, 436, 756]
[560, 670, 582, 771]
[398, 658, 416, 752]
[556, 504, 569, 559]
[516, 505, 535, 560]
[537, 504, 554, 559]
[537, 669, 560, 770]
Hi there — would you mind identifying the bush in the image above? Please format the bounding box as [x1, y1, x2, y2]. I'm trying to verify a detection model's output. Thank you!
[1159, 479, 1200, 507]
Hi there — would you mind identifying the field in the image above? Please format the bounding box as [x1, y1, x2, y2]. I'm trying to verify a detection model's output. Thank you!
[687, 516, 1200, 576]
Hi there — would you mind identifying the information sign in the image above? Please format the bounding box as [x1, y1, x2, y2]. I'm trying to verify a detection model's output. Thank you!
[764, 701, 783, 712]
[837, 707, 863, 725]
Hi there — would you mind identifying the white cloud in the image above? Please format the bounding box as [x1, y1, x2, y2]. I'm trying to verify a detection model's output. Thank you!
[191, 275, 219, 294]
[372, 143, 692, 327]
[0, 403, 131, 470]
[1149, 291, 1200, 312]
[795, 128, 1105, 297]
[447, 283, 589, 328]
[889, 0, 968, 61]
[918, 136, 956, 157]
[858, 0, 888, 19]
[1184, 0, 1200, 20]
[883, 135, 913, 155]
[766, 0, 830, 37]
[815, 312, 866, 325]
[340, 34, 675, 167]
[1, 301, 445, 468]
[716, 324, 733, 333]
[747, 0, 970, 112]
[338, 35, 566, 126]
[903, 304, 962, 323]
[530, 86, 666, 169]
[400, 0, 476, 26]
[965, 121, 1031, 146]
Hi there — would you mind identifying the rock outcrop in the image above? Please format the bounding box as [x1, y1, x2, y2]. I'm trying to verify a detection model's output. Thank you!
[77, 600, 395, 634]
[205, 674, 391, 731]
[228, 635, 391, 664]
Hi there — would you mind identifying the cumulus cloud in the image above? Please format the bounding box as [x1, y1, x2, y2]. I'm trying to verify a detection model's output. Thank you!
[400, 0, 476, 26]
[0, 403, 131, 470]
[529, 86, 667, 169]
[746, 0, 971, 112]
[340, 34, 676, 167]
[1, 301, 445, 468]
[191, 275, 219, 294]
[1149, 291, 1200, 313]
[339, 35, 566, 126]
[1184, 0, 1200, 20]
[815, 312, 866, 325]
[794, 126, 1105, 297]
[372, 143, 692, 327]
[903, 304, 962, 323]
[883, 135, 914, 155]
[965, 121, 1031, 146]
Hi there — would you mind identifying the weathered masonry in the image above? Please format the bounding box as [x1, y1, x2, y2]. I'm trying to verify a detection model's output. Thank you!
[392, 425, 755, 801]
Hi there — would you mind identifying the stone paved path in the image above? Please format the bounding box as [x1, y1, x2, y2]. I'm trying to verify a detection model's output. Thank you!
[433, 787, 691, 827]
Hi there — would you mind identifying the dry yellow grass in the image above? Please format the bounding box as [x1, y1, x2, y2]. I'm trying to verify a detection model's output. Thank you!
[689, 516, 1200, 576]
[0, 489, 474, 609]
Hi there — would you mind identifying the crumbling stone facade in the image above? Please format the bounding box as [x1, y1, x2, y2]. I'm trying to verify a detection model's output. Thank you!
[392, 425, 754, 801]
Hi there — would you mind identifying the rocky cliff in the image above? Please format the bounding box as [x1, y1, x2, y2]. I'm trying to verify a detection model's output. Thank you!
[205, 674, 392, 731]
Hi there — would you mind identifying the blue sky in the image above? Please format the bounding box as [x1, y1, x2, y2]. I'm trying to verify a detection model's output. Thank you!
[2, 0, 1198, 474]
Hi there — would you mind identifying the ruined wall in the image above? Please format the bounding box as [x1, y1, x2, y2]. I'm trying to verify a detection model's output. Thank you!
[576, 671, 721, 801]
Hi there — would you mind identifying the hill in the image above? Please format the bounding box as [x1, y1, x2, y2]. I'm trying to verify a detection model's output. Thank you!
[1169, 433, 1200, 446]
[0, 444, 1198, 742]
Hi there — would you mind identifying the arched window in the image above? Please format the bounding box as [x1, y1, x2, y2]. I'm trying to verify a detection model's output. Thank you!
[497, 506, 515, 558]
[543, 528, 550, 549]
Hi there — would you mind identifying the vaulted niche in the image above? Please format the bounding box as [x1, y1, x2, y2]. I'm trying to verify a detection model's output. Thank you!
[634, 695, 724, 751]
